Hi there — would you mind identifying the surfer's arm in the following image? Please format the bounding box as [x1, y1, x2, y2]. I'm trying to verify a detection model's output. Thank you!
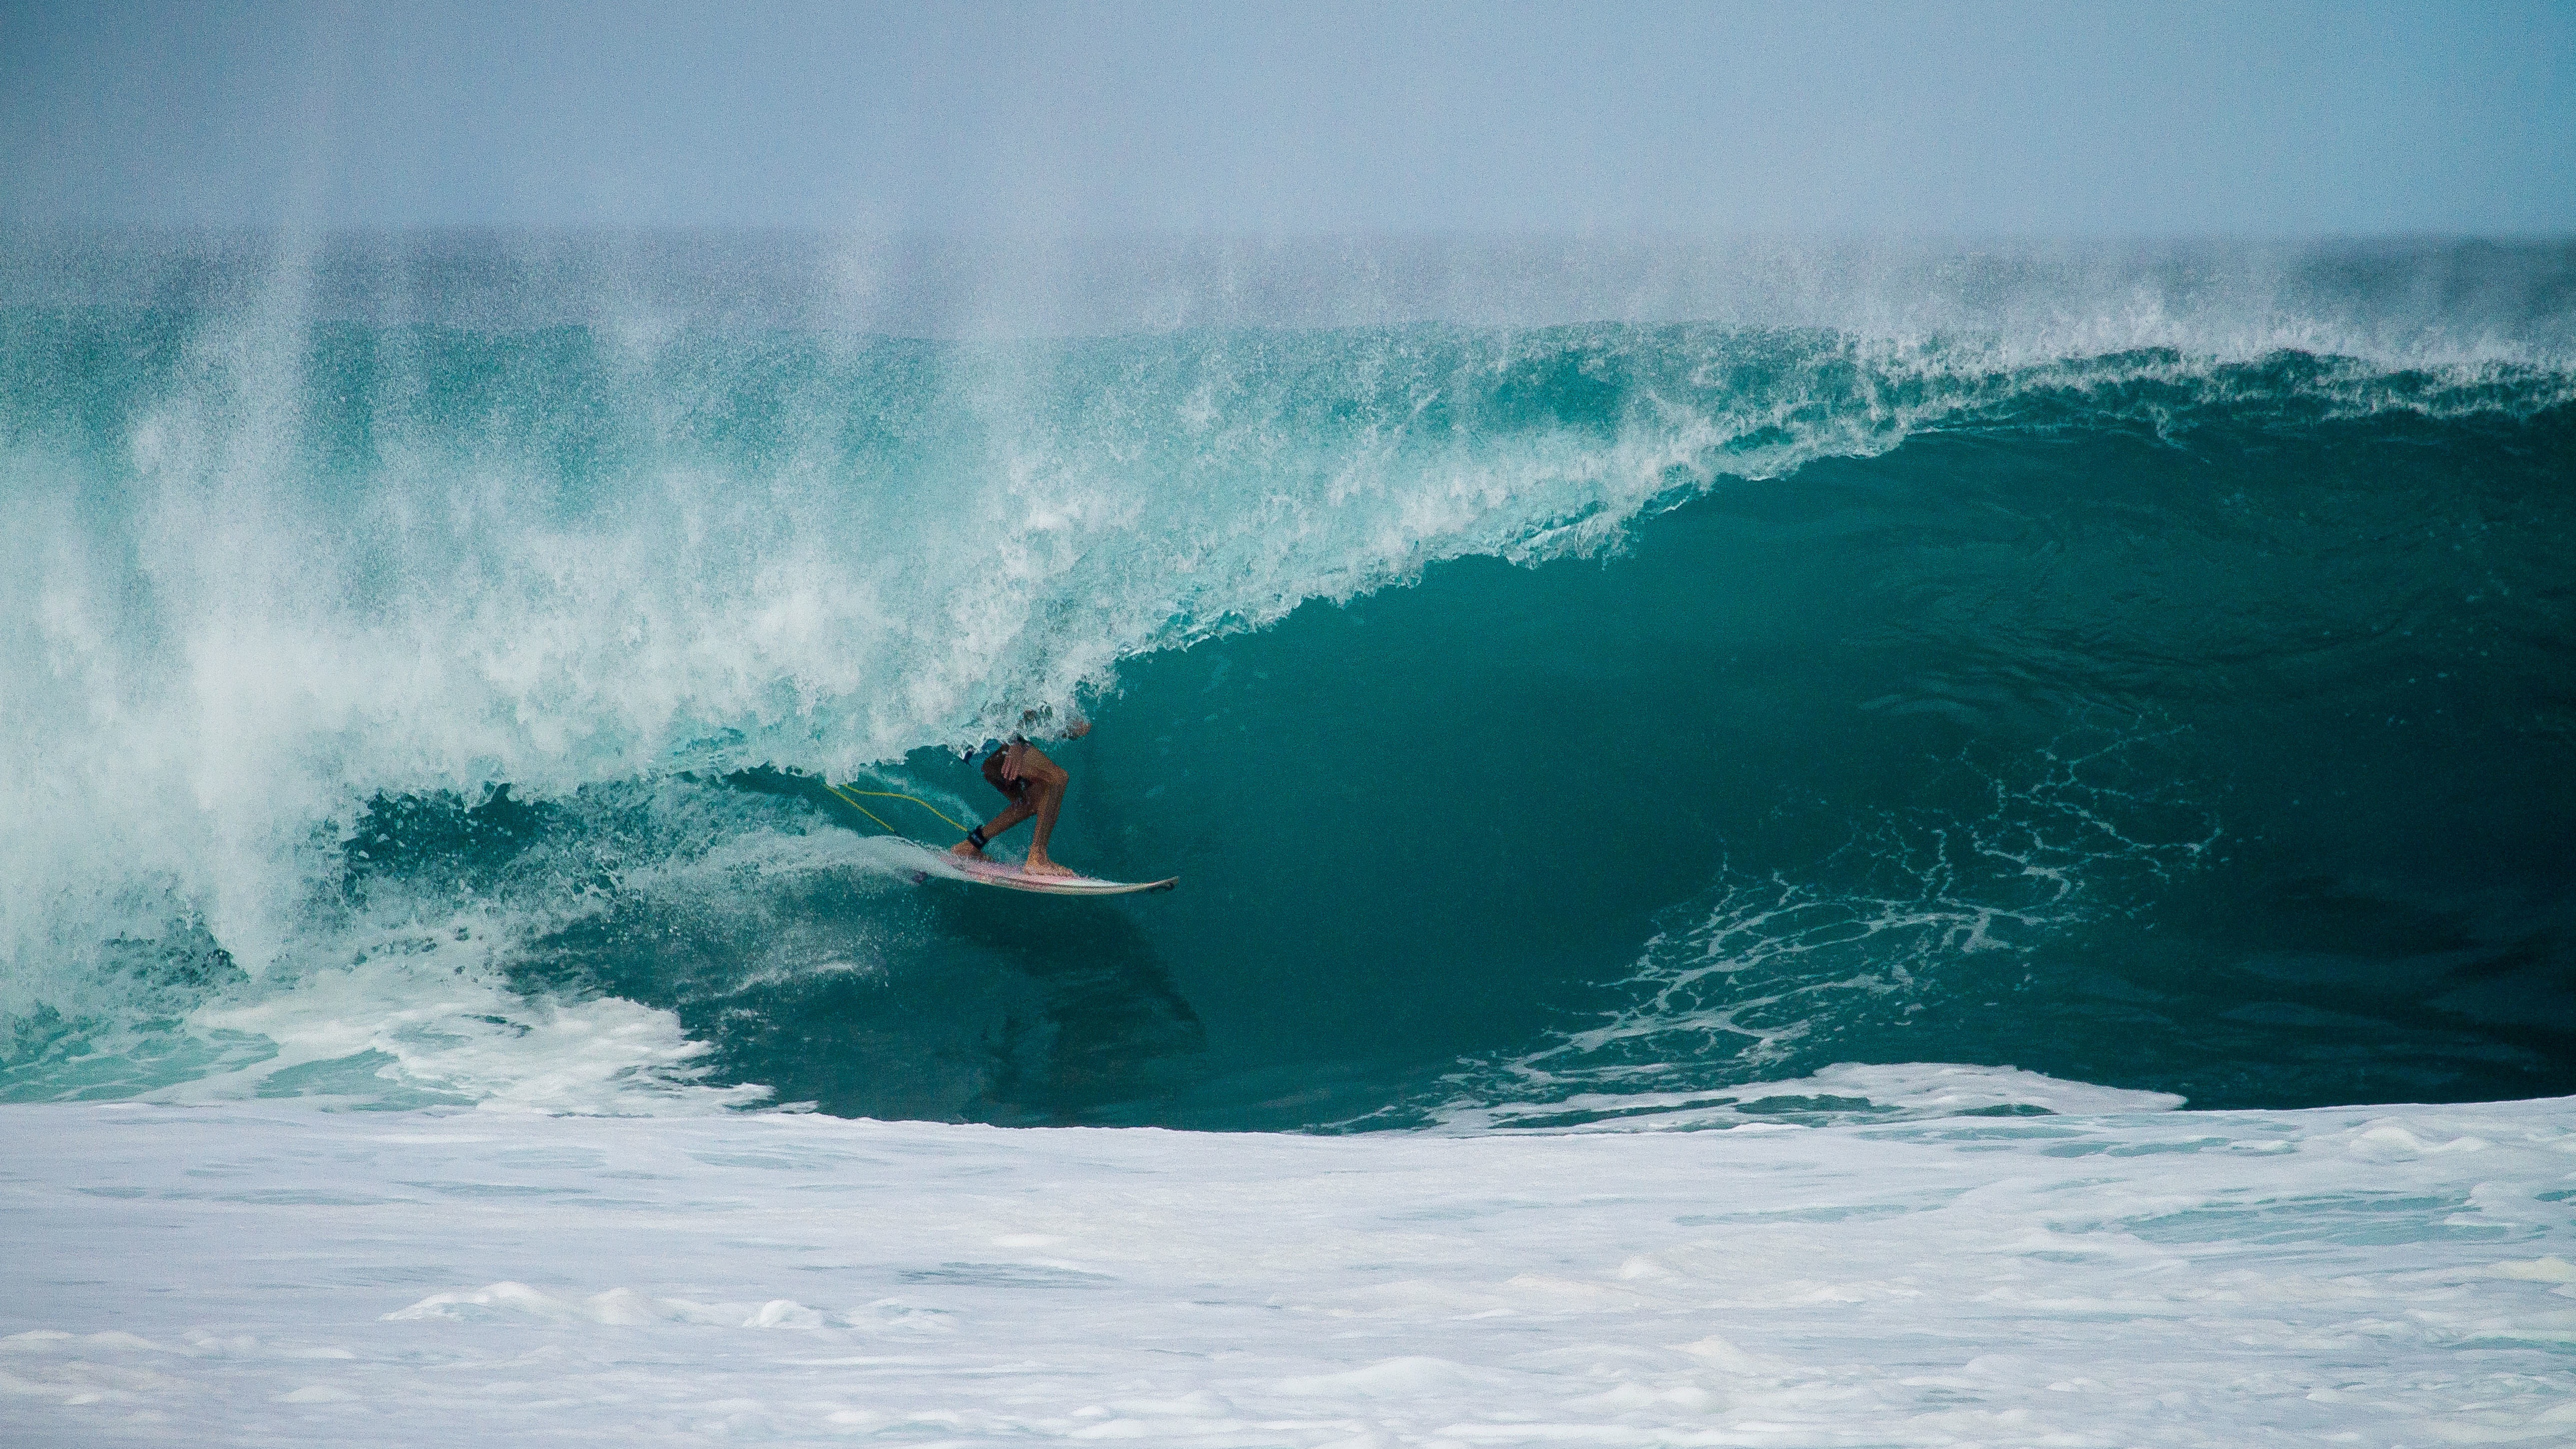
[1009, 743, 1069, 788]
[1002, 713, 1088, 779]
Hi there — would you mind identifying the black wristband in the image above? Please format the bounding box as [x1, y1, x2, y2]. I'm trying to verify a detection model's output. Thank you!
[967, 827, 988, 849]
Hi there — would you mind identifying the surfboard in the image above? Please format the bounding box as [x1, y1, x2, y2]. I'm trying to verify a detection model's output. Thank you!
[902, 841, 1177, 896]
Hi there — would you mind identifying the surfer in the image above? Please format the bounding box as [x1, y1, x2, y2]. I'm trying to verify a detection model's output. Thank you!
[952, 709, 1092, 878]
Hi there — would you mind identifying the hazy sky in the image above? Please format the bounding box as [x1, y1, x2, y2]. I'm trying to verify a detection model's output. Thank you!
[3, 0, 2570, 234]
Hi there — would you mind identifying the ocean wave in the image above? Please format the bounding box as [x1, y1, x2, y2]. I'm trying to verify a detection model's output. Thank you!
[3, 235, 2572, 1118]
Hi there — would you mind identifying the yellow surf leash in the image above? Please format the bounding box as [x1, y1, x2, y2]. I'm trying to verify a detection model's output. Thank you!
[821, 782, 972, 840]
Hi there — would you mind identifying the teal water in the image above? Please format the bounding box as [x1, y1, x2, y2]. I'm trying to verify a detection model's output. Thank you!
[3, 235, 2571, 1127]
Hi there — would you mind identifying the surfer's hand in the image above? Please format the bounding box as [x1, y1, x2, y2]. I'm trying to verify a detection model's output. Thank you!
[1002, 742, 1025, 780]
[1065, 719, 1092, 739]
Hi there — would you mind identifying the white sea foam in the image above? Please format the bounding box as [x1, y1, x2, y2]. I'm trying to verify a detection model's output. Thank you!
[179, 960, 765, 1115]
[1, 1092, 2570, 1445]
[1429, 1062, 2186, 1134]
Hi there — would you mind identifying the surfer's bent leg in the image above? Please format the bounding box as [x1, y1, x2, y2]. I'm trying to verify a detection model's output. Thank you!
[952, 749, 1036, 859]
[1015, 747, 1076, 878]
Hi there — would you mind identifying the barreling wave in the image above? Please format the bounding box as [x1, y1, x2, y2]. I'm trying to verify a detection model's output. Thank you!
[3, 233, 2572, 1123]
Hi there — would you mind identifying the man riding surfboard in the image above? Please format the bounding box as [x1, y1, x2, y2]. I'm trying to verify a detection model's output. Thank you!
[951, 707, 1091, 878]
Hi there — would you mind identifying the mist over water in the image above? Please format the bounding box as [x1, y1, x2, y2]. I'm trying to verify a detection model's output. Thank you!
[3, 232, 2571, 1127]
[13, 231, 2576, 348]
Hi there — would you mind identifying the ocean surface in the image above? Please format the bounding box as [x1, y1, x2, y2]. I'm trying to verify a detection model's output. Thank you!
[4, 232, 2572, 1131]
[9, 1095, 2573, 1446]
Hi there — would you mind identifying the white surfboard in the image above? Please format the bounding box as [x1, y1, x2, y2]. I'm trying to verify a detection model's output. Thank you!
[903, 841, 1177, 896]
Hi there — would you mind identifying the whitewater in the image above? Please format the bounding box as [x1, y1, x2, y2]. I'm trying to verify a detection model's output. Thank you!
[3, 232, 2572, 1442]
[7, 1092, 2576, 1447]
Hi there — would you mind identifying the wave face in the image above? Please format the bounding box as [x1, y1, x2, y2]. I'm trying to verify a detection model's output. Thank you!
[3, 234, 2572, 1126]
